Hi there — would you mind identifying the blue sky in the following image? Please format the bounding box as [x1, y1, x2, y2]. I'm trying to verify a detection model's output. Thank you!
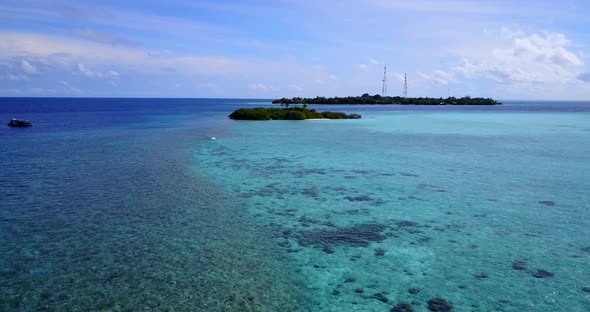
[1, 0, 589, 99]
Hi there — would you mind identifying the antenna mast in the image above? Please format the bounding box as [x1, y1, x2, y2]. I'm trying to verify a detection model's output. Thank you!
[382, 66, 387, 97]
[403, 73, 408, 98]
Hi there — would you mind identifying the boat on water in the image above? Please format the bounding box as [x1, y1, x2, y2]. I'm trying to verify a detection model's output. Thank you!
[7, 119, 32, 127]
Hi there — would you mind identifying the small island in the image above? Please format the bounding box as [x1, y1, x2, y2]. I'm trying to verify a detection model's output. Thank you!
[272, 94, 500, 105]
[229, 107, 361, 120]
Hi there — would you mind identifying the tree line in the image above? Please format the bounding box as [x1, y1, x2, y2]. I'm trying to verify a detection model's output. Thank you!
[272, 94, 500, 105]
[229, 107, 362, 120]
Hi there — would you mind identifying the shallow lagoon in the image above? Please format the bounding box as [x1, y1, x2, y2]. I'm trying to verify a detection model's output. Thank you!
[1, 99, 589, 311]
[194, 107, 590, 311]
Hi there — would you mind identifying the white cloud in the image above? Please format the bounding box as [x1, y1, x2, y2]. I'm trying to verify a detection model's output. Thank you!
[0, 31, 332, 82]
[29, 87, 57, 95]
[70, 28, 138, 47]
[355, 59, 385, 72]
[0, 32, 142, 63]
[55, 3, 112, 20]
[59, 81, 82, 94]
[21, 60, 38, 74]
[288, 84, 304, 92]
[0, 88, 22, 95]
[3, 73, 29, 81]
[455, 30, 585, 84]
[355, 64, 369, 72]
[500, 26, 525, 39]
[369, 0, 500, 14]
[418, 70, 455, 85]
[247, 83, 277, 92]
[196, 82, 223, 93]
[77, 63, 95, 77]
[368, 58, 380, 65]
[107, 70, 120, 80]
[75, 63, 121, 80]
[248, 83, 266, 90]
[0, 31, 345, 98]
[314, 74, 337, 85]
[391, 72, 405, 83]
[0, 58, 39, 80]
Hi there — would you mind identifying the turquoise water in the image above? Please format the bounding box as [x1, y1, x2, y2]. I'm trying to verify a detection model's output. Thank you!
[1, 99, 590, 311]
[194, 108, 590, 311]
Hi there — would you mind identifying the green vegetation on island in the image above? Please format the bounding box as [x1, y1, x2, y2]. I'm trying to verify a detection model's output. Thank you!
[272, 93, 500, 105]
[229, 106, 361, 120]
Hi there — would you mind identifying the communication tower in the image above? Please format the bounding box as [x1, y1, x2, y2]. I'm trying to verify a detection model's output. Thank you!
[403, 73, 408, 98]
[382, 66, 387, 97]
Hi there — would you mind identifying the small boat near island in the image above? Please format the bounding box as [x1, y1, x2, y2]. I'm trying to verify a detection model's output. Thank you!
[7, 119, 32, 127]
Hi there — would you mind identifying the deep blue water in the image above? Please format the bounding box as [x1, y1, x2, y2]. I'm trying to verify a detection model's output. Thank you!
[0, 98, 270, 133]
[1, 98, 307, 311]
[1, 98, 589, 311]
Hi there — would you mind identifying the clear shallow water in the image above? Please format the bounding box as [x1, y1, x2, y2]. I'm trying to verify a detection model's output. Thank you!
[194, 103, 590, 311]
[1, 98, 590, 311]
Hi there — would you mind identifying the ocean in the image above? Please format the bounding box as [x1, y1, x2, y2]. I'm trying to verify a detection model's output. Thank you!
[1, 98, 589, 311]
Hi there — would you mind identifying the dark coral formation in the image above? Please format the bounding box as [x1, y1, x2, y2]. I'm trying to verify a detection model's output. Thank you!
[531, 269, 554, 278]
[244, 184, 292, 198]
[391, 303, 415, 312]
[474, 273, 489, 279]
[322, 245, 335, 254]
[512, 260, 527, 271]
[301, 187, 319, 198]
[372, 292, 389, 303]
[417, 237, 431, 244]
[297, 223, 387, 247]
[299, 215, 319, 227]
[375, 248, 386, 257]
[344, 195, 373, 202]
[408, 288, 421, 295]
[427, 298, 453, 311]
[396, 220, 420, 227]
[293, 168, 328, 177]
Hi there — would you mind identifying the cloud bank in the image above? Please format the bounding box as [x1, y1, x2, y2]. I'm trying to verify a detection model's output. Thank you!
[0, 1, 588, 99]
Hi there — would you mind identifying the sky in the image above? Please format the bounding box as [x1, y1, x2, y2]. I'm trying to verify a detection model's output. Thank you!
[0, 0, 589, 99]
